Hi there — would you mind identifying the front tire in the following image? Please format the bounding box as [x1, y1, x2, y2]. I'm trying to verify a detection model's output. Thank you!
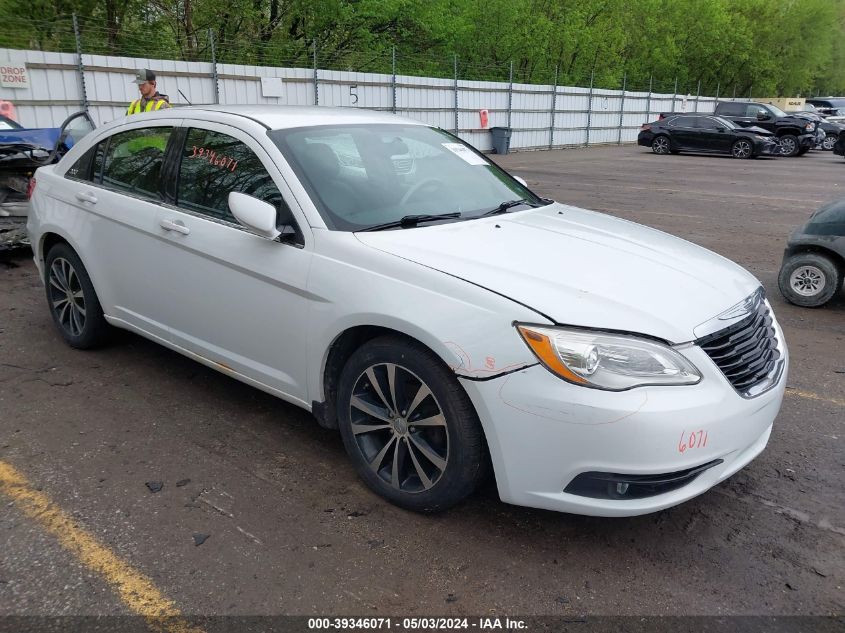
[651, 135, 671, 155]
[778, 134, 799, 157]
[336, 336, 486, 513]
[731, 139, 753, 159]
[44, 243, 110, 348]
[778, 253, 842, 307]
[822, 134, 837, 151]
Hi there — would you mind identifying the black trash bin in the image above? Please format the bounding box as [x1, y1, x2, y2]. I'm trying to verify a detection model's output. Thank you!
[490, 127, 512, 154]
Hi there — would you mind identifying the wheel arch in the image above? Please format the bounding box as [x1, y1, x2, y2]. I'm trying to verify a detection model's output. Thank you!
[313, 323, 469, 431]
[784, 244, 845, 275]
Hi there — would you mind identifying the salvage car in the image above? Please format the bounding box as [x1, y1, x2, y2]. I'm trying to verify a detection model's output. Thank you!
[714, 101, 817, 157]
[1, 111, 94, 219]
[28, 106, 788, 516]
[638, 114, 778, 158]
[778, 197, 845, 307]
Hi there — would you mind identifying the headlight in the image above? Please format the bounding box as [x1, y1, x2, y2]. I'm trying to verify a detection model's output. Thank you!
[516, 324, 702, 391]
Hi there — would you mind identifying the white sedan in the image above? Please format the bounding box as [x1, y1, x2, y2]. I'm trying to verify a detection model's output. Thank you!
[27, 106, 788, 516]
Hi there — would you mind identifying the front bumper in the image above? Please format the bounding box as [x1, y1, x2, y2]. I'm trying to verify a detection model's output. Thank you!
[755, 139, 779, 155]
[462, 335, 787, 517]
[798, 132, 818, 149]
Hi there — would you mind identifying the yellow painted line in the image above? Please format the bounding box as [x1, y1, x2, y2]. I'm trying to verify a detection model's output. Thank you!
[0, 460, 203, 633]
[786, 387, 845, 408]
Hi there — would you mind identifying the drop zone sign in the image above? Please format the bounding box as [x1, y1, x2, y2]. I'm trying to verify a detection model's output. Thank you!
[1, 65, 29, 88]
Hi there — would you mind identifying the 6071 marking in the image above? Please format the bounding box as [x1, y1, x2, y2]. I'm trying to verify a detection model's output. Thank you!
[678, 429, 708, 453]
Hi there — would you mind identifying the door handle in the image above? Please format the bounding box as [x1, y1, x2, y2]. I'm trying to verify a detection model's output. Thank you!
[74, 191, 98, 204]
[159, 219, 190, 235]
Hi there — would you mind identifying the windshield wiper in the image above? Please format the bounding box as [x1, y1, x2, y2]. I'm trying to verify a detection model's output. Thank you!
[481, 198, 546, 217]
[359, 212, 461, 232]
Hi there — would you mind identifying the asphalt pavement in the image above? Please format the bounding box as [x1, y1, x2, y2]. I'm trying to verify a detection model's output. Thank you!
[0, 145, 843, 625]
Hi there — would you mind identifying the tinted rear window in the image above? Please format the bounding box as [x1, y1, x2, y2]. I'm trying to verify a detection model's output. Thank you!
[716, 102, 745, 116]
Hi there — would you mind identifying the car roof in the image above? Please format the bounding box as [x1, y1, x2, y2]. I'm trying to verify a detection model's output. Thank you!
[174, 105, 427, 130]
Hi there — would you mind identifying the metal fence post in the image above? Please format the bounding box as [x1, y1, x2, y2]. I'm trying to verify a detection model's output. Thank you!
[209, 29, 220, 104]
[733, 85, 737, 99]
[72, 13, 88, 112]
[549, 64, 558, 150]
[715, 81, 720, 103]
[391, 46, 397, 114]
[507, 60, 514, 129]
[694, 80, 700, 112]
[313, 43, 319, 106]
[644, 74, 652, 125]
[453, 54, 459, 134]
[748, 84, 752, 99]
[671, 77, 677, 112]
[617, 72, 626, 145]
[585, 68, 595, 147]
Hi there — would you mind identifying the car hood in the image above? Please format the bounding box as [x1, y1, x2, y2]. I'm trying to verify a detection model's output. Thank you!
[354, 204, 761, 343]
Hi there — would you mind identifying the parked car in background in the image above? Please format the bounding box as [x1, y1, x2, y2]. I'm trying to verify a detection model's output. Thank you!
[714, 101, 817, 157]
[1, 111, 94, 219]
[27, 105, 787, 516]
[0, 114, 22, 131]
[790, 109, 844, 150]
[778, 198, 845, 307]
[639, 114, 778, 159]
[806, 97, 845, 119]
[834, 133, 845, 160]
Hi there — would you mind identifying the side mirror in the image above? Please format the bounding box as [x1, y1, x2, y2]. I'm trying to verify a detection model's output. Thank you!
[514, 176, 528, 187]
[228, 192, 281, 240]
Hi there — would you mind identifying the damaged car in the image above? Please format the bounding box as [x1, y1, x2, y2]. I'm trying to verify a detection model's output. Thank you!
[1, 111, 94, 250]
[28, 106, 788, 517]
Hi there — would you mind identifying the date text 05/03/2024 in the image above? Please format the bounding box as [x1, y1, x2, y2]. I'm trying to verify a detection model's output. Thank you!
[307, 618, 527, 630]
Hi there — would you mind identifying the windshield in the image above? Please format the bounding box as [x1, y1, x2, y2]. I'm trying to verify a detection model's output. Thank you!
[269, 124, 544, 231]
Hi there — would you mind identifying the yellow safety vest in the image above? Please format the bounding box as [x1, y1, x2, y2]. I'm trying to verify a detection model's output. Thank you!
[127, 98, 170, 115]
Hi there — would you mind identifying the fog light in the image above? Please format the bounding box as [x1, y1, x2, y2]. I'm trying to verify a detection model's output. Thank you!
[616, 482, 629, 495]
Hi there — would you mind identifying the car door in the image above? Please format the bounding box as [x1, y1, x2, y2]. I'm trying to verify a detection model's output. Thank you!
[670, 116, 704, 149]
[745, 104, 775, 132]
[152, 122, 313, 403]
[695, 117, 732, 152]
[61, 121, 180, 342]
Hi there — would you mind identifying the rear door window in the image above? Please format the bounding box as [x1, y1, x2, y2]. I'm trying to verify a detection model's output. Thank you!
[101, 127, 173, 200]
[716, 102, 744, 117]
[668, 116, 697, 128]
[176, 128, 284, 223]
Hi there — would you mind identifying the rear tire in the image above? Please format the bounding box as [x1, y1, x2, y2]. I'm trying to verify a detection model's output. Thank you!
[778, 253, 842, 307]
[336, 336, 487, 513]
[822, 134, 837, 151]
[44, 243, 110, 348]
[651, 135, 671, 155]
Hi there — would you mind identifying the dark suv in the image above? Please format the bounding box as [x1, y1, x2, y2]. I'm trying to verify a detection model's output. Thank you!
[805, 97, 845, 118]
[714, 101, 817, 156]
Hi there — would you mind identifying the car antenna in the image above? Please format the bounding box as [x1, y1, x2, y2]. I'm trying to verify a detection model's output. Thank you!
[178, 89, 192, 105]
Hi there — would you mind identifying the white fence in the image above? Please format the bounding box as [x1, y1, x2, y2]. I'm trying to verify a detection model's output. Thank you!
[0, 48, 718, 152]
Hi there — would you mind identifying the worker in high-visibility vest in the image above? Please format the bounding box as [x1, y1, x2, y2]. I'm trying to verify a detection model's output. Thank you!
[127, 69, 171, 115]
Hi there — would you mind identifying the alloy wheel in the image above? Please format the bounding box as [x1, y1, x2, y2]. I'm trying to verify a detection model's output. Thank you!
[822, 135, 837, 151]
[348, 362, 449, 493]
[652, 137, 670, 154]
[789, 265, 826, 297]
[779, 137, 797, 155]
[732, 140, 752, 159]
[48, 257, 87, 337]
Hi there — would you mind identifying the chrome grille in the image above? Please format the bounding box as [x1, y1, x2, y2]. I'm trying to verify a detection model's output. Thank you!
[697, 299, 780, 394]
